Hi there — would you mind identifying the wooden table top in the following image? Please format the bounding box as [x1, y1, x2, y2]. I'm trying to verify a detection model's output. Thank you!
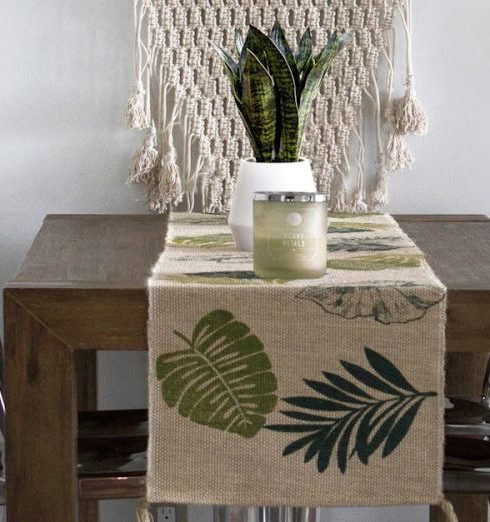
[5, 213, 490, 352]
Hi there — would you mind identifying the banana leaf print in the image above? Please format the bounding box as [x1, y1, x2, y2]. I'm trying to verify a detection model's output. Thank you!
[327, 237, 405, 253]
[168, 234, 235, 249]
[156, 309, 278, 438]
[328, 222, 388, 234]
[327, 254, 423, 271]
[296, 285, 445, 324]
[266, 347, 436, 473]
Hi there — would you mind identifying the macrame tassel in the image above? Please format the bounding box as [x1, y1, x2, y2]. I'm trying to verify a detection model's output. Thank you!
[396, 76, 429, 135]
[371, 155, 390, 210]
[136, 498, 154, 522]
[351, 189, 368, 213]
[128, 123, 158, 183]
[147, 128, 183, 213]
[126, 80, 149, 129]
[394, 0, 429, 136]
[330, 177, 348, 213]
[438, 499, 459, 522]
[385, 131, 413, 172]
[384, 101, 413, 171]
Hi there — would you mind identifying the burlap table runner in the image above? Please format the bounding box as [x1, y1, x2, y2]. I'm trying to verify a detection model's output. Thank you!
[147, 213, 446, 507]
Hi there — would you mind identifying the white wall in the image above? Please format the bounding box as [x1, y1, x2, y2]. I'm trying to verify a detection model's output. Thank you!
[1, 0, 489, 520]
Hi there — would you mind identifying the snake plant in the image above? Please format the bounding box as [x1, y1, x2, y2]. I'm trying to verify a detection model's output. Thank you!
[211, 22, 349, 162]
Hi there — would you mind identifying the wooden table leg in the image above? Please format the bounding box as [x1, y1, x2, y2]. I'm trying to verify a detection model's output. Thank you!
[432, 352, 490, 522]
[4, 293, 78, 522]
[76, 351, 98, 522]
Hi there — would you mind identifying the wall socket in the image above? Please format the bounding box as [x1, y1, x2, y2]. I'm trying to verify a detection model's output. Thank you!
[156, 506, 176, 522]
[152, 504, 188, 522]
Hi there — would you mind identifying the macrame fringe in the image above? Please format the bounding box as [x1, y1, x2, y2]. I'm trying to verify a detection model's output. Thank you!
[351, 189, 368, 213]
[438, 499, 459, 522]
[330, 176, 348, 212]
[126, 80, 149, 129]
[371, 154, 390, 210]
[136, 499, 154, 522]
[129, 123, 159, 183]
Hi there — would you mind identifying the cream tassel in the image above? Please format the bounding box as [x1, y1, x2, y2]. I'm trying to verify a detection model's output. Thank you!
[128, 123, 158, 183]
[371, 154, 389, 210]
[147, 140, 183, 213]
[330, 174, 348, 212]
[126, 0, 150, 129]
[438, 498, 459, 522]
[396, 76, 428, 135]
[395, 0, 428, 136]
[126, 80, 149, 129]
[384, 129, 413, 171]
[351, 189, 368, 213]
[136, 498, 154, 522]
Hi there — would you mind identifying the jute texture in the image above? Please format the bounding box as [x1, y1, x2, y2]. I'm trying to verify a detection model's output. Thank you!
[148, 213, 446, 507]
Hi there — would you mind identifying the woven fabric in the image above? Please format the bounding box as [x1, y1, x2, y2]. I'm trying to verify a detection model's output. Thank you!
[148, 213, 446, 507]
[129, 0, 397, 213]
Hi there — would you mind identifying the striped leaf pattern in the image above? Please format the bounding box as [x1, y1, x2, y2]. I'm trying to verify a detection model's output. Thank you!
[266, 347, 436, 473]
[211, 22, 348, 162]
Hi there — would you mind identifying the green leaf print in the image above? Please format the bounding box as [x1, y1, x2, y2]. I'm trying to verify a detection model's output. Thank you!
[156, 309, 278, 438]
[168, 234, 235, 249]
[327, 237, 405, 253]
[327, 254, 423, 271]
[328, 222, 389, 234]
[295, 285, 445, 324]
[266, 347, 436, 473]
[164, 271, 287, 285]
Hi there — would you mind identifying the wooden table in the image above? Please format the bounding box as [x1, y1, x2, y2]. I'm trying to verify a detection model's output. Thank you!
[4, 214, 490, 522]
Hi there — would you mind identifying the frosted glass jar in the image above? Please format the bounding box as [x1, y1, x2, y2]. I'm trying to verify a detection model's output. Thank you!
[253, 192, 327, 279]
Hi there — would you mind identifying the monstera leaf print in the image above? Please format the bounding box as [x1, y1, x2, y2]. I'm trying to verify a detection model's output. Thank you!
[296, 285, 445, 324]
[266, 347, 436, 473]
[156, 309, 278, 438]
[164, 271, 287, 285]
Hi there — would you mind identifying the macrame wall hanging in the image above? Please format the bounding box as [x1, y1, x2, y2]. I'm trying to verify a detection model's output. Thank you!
[126, 0, 427, 214]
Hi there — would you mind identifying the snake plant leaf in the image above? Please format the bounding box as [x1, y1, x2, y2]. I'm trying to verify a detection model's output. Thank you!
[235, 29, 245, 55]
[295, 28, 313, 73]
[241, 49, 276, 162]
[236, 104, 261, 158]
[209, 40, 239, 78]
[270, 20, 300, 92]
[248, 25, 299, 162]
[266, 347, 436, 473]
[297, 33, 347, 149]
[156, 309, 278, 438]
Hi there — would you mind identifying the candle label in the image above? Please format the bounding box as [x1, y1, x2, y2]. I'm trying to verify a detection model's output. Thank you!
[266, 207, 322, 261]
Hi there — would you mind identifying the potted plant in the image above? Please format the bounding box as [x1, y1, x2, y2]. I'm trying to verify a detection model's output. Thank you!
[212, 22, 348, 251]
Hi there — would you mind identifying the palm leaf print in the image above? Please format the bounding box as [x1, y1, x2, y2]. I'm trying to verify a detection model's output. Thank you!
[266, 347, 436, 473]
[156, 309, 278, 438]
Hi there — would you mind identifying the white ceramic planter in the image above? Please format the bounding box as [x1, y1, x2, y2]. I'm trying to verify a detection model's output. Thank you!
[228, 158, 316, 251]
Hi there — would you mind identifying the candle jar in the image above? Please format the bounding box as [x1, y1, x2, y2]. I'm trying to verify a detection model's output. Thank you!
[253, 192, 327, 279]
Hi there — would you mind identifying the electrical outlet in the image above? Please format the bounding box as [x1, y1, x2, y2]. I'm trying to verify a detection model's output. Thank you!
[156, 506, 176, 522]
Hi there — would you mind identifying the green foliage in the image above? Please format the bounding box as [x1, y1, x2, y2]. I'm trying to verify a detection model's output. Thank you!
[156, 309, 278, 438]
[266, 347, 436, 473]
[211, 22, 349, 162]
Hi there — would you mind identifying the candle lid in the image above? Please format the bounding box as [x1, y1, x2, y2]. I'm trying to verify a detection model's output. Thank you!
[254, 191, 327, 203]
